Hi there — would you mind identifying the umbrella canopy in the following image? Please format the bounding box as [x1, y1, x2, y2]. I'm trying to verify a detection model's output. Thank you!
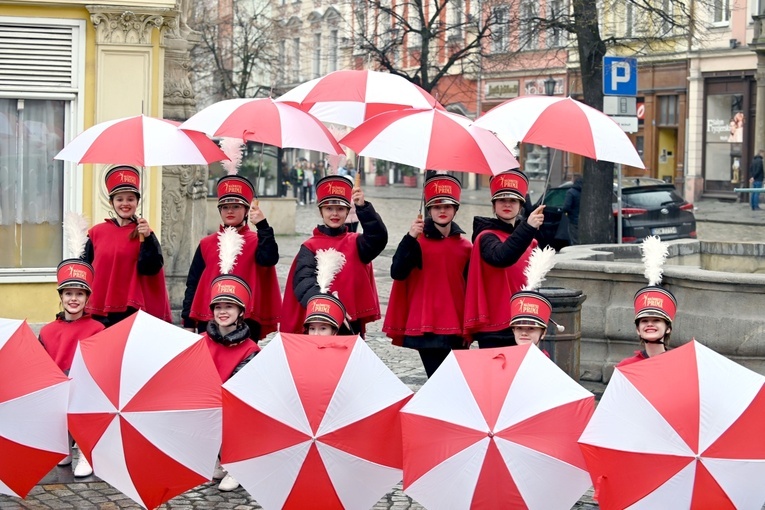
[179, 97, 344, 155]
[579, 340, 765, 510]
[67, 311, 222, 509]
[275, 69, 440, 127]
[474, 96, 645, 169]
[220, 332, 413, 510]
[401, 344, 594, 509]
[54, 114, 228, 167]
[0, 319, 70, 498]
[340, 108, 518, 176]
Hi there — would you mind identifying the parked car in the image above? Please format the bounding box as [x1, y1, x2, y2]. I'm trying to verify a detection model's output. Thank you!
[534, 177, 697, 249]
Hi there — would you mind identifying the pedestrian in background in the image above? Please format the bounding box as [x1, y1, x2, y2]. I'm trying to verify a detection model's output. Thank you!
[563, 175, 583, 244]
[302, 160, 315, 205]
[289, 159, 304, 202]
[749, 149, 764, 211]
[384, 174, 472, 378]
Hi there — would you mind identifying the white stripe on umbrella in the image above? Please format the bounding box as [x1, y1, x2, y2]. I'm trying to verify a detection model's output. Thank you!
[91, 419, 143, 505]
[316, 338, 413, 436]
[54, 117, 125, 163]
[226, 441, 313, 510]
[68, 345, 117, 414]
[578, 102, 644, 169]
[223, 335, 312, 436]
[702, 458, 765, 509]
[0, 383, 69, 454]
[123, 408, 222, 477]
[118, 313, 206, 408]
[400, 353, 488, 432]
[0, 319, 23, 348]
[405, 438, 489, 509]
[624, 460, 697, 510]
[578, 370, 695, 456]
[179, 98, 252, 135]
[317, 441, 404, 510]
[496, 438, 592, 509]
[696, 342, 765, 453]
[496, 345, 593, 431]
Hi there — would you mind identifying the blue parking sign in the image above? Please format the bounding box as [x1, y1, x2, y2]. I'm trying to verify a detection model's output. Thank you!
[603, 57, 637, 96]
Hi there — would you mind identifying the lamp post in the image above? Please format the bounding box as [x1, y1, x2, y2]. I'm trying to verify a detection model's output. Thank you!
[543, 75, 556, 188]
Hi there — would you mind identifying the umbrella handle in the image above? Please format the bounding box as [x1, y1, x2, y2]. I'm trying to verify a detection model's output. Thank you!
[139, 233, 145, 243]
[416, 213, 423, 239]
[354, 172, 361, 189]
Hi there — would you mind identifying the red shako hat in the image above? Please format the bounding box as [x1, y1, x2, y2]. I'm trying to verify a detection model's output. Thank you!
[304, 293, 347, 330]
[217, 175, 255, 208]
[510, 291, 552, 329]
[105, 165, 140, 198]
[424, 174, 461, 208]
[56, 259, 95, 294]
[634, 286, 677, 324]
[210, 274, 251, 310]
[315, 175, 352, 208]
[490, 169, 528, 203]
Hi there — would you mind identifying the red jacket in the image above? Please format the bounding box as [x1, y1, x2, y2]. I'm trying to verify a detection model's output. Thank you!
[616, 350, 649, 367]
[203, 332, 260, 383]
[384, 230, 471, 345]
[86, 221, 171, 321]
[39, 314, 105, 373]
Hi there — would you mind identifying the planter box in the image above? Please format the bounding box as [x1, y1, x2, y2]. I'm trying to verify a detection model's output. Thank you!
[402, 175, 418, 187]
[374, 175, 388, 186]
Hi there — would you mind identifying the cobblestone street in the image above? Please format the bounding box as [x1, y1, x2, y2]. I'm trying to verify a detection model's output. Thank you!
[3, 183, 759, 509]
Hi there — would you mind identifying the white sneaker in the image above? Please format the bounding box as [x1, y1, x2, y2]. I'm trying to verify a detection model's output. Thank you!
[218, 473, 239, 491]
[74, 454, 93, 477]
[57, 454, 72, 466]
[299, 201, 305, 206]
[212, 460, 226, 480]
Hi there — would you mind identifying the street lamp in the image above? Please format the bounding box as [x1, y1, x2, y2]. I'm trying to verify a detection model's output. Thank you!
[544, 75, 556, 97]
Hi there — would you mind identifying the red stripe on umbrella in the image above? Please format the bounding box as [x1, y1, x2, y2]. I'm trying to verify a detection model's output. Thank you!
[523, 99, 596, 159]
[471, 440, 525, 509]
[691, 461, 736, 509]
[703, 386, 765, 459]
[67, 413, 115, 462]
[0, 437, 64, 498]
[79, 314, 132, 409]
[301, 71, 368, 103]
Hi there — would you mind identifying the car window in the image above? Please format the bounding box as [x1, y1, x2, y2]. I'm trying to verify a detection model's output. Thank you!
[543, 188, 568, 208]
[623, 188, 683, 209]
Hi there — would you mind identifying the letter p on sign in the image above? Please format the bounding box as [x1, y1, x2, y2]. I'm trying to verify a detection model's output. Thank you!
[603, 56, 637, 96]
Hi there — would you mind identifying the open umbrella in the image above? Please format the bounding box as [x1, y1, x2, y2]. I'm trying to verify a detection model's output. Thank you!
[474, 95, 645, 169]
[579, 340, 765, 510]
[0, 319, 70, 498]
[220, 332, 413, 510]
[401, 344, 594, 509]
[275, 69, 440, 128]
[54, 114, 227, 167]
[179, 97, 344, 156]
[67, 310, 222, 509]
[340, 108, 518, 176]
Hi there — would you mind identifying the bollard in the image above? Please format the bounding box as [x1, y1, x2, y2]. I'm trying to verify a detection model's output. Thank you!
[539, 287, 587, 381]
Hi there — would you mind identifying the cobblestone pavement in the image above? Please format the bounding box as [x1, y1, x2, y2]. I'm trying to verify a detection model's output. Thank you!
[3, 183, 755, 509]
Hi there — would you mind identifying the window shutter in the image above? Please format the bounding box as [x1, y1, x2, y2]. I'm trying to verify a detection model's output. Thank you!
[0, 23, 75, 91]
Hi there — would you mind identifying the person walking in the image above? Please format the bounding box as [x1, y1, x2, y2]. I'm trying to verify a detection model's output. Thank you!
[749, 149, 764, 211]
[290, 161, 303, 202]
[563, 175, 583, 244]
[302, 160, 315, 205]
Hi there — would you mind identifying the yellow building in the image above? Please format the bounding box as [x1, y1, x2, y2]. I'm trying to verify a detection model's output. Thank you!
[1, 0, 180, 323]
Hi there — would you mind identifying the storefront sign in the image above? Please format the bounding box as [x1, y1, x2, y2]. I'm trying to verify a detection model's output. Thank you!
[485, 80, 519, 99]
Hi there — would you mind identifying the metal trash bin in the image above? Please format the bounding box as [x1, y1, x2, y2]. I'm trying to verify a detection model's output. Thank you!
[539, 287, 586, 381]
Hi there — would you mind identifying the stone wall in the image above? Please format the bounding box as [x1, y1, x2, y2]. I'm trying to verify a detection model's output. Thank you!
[546, 240, 765, 382]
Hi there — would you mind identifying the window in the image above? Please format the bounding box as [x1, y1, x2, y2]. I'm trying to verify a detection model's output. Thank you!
[546, 0, 566, 48]
[660, 0, 674, 35]
[657, 96, 678, 126]
[278, 40, 286, 83]
[446, 0, 464, 41]
[328, 30, 338, 72]
[520, 0, 538, 49]
[713, 0, 730, 24]
[625, 3, 634, 37]
[313, 33, 322, 78]
[492, 7, 509, 53]
[292, 37, 300, 82]
[0, 17, 84, 273]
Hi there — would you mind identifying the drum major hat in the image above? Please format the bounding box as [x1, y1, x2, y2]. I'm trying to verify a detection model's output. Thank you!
[490, 169, 528, 203]
[56, 259, 95, 294]
[424, 174, 461, 208]
[210, 274, 251, 310]
[217, 175, 255, 208]
[304, 293, 347, 330]
[315, 175, 353, 208]
[105, 165, 141, 198]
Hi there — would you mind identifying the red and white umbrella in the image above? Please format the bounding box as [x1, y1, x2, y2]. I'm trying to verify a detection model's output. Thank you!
[579, 340, 765, 510]
[54, 114, 227, 166]
[179, 97, 345, 155]
[401, 344, 594, 509]
[220, 332, 413, 510]
[474, 95, 645, 169]
[0, 319, 70, 498]
[275, 69, 440, 128]
[67, 311, 222, 509]
[340, 108, 518, 176]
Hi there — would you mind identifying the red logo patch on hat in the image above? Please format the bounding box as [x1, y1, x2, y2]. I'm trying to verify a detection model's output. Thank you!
[634, 286, 677, 323]
[56, 259, 94, 293]
[210, 274, 251, 310]
[105, 166, 140, 196]
[304, 293, 346, 330]
[316, 176, 352, 208]
[510, 291, 552, 328]
[217, 175, 255, 207]
[490, 170, 528, 202]
[424, 175, 461, 208]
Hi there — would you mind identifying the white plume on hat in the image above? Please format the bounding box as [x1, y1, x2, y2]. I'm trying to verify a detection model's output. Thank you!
[641, 235, 669, 286]
[218, 226, 245, 275]
[315, 248, 346, 294]
[521, 245, 564, 332]
[220, 137, 244, 175]
[63, 212, 90, 259]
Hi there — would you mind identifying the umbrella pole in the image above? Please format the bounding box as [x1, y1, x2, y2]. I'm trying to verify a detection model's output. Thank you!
[540, 149, 558, 206]
[139, 166, 145, 243]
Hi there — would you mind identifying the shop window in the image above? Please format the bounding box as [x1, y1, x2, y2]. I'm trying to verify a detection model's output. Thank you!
[704, 93, 744, 186]
[658, 95, 678, 126]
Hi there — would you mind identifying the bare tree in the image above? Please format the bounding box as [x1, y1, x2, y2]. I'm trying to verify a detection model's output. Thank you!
[189, 0, 279, 105]
[516, 0, 715, 244]
[350, 0, 515, 99]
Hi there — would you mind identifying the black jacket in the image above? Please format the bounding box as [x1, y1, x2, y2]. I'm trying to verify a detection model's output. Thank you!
[390, 218, 467, 280]
[472, 216, 536, 268]
[292, 201, 387, 307]
[563, 178, 583, 225]
[751, 155, 764, 182]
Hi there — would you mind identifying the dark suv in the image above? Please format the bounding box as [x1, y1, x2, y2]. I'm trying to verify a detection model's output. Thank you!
[534, 177, 697, 249]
